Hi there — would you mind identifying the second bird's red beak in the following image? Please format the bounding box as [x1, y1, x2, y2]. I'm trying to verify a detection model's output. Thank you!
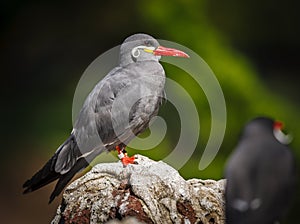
[274, 121, 284, 130]
[153, 46, 189, 58]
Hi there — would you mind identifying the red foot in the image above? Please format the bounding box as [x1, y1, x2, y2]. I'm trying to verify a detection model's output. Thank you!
[116, 145, 136, 166]
[121, 155, 136, 166]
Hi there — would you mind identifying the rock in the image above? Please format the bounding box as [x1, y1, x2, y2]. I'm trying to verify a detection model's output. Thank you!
[51, 155, 225, 224]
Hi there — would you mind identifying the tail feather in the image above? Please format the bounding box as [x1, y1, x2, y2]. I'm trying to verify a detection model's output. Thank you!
[49, 157, 89, 203]
[23, 153, 61, 194]
[23, 134, 88, 203]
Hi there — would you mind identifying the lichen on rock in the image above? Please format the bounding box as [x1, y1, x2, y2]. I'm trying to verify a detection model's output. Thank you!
[51, 155, 225, 224]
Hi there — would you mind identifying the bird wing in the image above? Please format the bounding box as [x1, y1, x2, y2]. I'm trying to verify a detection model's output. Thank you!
[254, 141, 296, 218]
[72, 61, 165, 155]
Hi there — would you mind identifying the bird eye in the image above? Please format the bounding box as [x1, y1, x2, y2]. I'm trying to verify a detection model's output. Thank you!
[144, 40, 151, 46]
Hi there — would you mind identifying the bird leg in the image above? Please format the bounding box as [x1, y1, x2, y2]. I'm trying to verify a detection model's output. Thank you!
[116, 145, 136, 166]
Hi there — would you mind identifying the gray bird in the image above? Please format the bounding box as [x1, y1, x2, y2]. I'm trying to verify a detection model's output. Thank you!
[225, 117, 296, 224]
[23, 33, 189, 203]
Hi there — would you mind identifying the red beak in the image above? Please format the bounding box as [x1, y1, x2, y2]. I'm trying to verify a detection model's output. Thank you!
[153, 46, 189, 58]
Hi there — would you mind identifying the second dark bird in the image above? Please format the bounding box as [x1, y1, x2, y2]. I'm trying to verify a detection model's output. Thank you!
[225, 117, 296, 224]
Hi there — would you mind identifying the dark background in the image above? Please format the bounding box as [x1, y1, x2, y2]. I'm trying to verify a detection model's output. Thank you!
[1, 0, 299, 223]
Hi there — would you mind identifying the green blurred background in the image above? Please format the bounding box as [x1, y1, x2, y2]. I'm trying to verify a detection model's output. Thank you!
[1, 0, 299, 223]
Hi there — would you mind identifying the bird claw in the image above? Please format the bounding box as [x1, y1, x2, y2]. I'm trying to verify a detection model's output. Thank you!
[121, 155, 136, 166]
[116, 145, 138, 166]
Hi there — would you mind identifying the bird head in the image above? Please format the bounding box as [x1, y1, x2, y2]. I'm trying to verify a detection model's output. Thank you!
[242, 117, 292, 145]
[120, 33, 189, 66]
